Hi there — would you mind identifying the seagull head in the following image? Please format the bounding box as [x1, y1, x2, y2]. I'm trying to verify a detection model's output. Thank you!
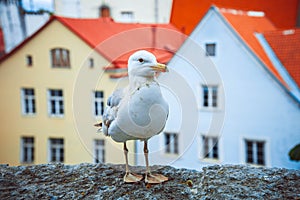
[128, 50, 168, 78]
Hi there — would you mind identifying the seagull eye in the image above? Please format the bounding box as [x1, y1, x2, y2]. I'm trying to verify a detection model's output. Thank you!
[138, 58, 144, 63]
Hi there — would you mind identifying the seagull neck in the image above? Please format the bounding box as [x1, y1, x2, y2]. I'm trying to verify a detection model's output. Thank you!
[129, 76, 156, 90]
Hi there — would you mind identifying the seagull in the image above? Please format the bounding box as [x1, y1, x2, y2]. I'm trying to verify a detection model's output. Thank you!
[95, 50, 169, 184]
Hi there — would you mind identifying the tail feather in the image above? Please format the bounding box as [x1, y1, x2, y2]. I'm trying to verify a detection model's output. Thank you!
[94, 122, 102, 127]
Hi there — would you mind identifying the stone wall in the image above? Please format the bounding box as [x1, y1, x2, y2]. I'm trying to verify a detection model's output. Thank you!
[0, 163, 299, 199]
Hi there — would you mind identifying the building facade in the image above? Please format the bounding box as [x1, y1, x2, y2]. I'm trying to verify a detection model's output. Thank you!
[54, 0, 173, 23]
[136, 7, 300, 170]
[0, 17, 128, 166]
[0, 15, 182, 166]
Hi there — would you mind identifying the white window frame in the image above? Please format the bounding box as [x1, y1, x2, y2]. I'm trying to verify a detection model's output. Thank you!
[48, 138, 64, 163]
[48, 89, 64, 117]
[164, 132, 179, 154]
[245, 139, 266, 166]
[21, 88, 36, 115]
[201, 85, 218, 109]
[94, 139, 105, 163]
[205, 43, 216, 56]
[93, 91, 104, 118]
[202, 135, 219, 160]
[21, 137, 34, 163]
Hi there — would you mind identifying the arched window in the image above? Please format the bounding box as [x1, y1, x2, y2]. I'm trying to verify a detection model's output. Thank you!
[50, 48, 70, 68]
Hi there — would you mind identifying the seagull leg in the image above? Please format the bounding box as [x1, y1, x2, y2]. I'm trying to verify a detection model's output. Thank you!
[144, 140, 168, 184]
[123, 142, 143, 183]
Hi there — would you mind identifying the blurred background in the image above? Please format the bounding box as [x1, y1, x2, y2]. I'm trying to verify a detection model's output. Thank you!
[0, 0, 299, 170]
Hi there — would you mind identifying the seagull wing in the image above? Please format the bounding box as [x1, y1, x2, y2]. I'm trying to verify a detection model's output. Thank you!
[102, 88, 124, 136]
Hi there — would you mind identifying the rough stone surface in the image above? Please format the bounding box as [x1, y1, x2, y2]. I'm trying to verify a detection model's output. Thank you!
[0, 163, 299, 199]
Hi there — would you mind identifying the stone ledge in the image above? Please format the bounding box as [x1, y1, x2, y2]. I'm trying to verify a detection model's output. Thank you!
[0, 163, 299, 199]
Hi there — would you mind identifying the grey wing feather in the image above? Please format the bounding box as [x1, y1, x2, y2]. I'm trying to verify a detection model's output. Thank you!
[102, 88, 124, 136]
[107, 88, 123, 107]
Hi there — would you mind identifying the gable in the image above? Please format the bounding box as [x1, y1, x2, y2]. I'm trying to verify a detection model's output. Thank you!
[0, 19, 106, 68]
[219, 9, 287, 88]
[183, 7, 300, 105]
[1, 16, 184, 70]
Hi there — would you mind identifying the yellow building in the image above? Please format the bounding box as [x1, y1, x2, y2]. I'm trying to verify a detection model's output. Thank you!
[0, 16, 182, 166]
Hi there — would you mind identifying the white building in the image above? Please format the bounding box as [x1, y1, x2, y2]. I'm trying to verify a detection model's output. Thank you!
[54, 0, 173, 23]
[136, 6, 300, 170]
[0, 0, 50, 52]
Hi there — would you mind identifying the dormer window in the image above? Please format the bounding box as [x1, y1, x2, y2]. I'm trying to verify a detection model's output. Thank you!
[50, 48, 70, 68]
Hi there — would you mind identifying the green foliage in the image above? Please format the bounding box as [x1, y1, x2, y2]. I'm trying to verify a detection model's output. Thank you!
[289, 144, 300, 161]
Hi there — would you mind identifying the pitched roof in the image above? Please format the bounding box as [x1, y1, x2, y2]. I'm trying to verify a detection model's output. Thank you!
[218, 8, 287, 87]
[171, 0, 299, 35]
[263, 29, 300, 88]
[49, 16, 184, 68]
[0, 16, 185, 69]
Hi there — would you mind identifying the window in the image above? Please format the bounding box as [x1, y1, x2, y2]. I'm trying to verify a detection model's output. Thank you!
[205, 43, 216, 56]
[202, 136, 219, 159]
[49, 138, 64, 162]
[94, 139, 105, 163]
[48, 89, 64, 117]
[21, 88, 36, 115]
[21, 137, 34, 163]
[120, 11, 134, 22]
[50, 48, 70, 68]
[89, 58, 94, 68]
[26, 55, 33, 66]
[202, 85, 218, 108]
[94, 91, 104, 117]
[245, 140, 265, 165]
[164, 133, 179, 154]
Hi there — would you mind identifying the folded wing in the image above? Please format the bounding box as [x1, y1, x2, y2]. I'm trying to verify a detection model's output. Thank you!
[102, 88, 124, 136]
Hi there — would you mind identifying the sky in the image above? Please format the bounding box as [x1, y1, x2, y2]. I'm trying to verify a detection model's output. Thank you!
[22, 0, 54, 11]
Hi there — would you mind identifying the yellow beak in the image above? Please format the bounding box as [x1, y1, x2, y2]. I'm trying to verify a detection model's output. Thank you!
[151, 63, 168, 72]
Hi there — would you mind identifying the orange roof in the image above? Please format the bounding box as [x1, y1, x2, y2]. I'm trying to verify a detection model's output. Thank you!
[219, 9, 286, 86]
[56, 16, 185, 68]
[264, 29, 300, 88]
[0, 16, 185, 69]
[171, 0, 299, 35]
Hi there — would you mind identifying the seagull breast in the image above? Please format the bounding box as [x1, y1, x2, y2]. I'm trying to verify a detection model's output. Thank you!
[116, 82, 169, 139]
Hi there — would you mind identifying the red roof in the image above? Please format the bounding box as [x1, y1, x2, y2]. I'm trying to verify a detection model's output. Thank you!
[219, 8, 287, 87]
[264, 29, 300, 88]
[0, 16, 185, 69]
[0, 27, 5, 58]
[171, 0, 299, 35]
[56, 16, 185, 68]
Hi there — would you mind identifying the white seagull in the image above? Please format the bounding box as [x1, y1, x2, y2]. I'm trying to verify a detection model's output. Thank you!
[95, 50, 169, 184]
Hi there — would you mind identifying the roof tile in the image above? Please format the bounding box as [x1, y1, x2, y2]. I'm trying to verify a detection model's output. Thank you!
[220, 9, 287, 87]
[264, 29, 300, 88]
[0, 16, 185, 69]
[56, 16, 185, 68]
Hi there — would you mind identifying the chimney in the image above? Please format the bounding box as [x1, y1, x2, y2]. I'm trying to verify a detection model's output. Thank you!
[99, 4, 111, 18]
